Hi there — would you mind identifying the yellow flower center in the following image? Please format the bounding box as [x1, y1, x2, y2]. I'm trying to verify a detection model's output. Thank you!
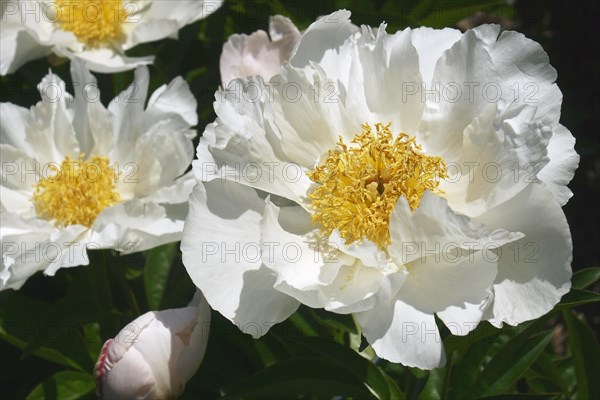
[33, 156, 120, 227]
[308, 123, 447, 248]
[55, 0, 128, 47]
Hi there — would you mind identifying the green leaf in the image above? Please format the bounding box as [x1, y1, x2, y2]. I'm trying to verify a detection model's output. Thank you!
[529, 352, 570, 396]
[557, 288, 600, 308]
[562, 311, 600, 400]
[479, 394, 561, 400]
[20, 293, 107, 364]
[287, 337, 403, 400]
[0, 292, 94, 371]
[26, 371, 95, 400]
[223, 357, 377, 399]
[418, 367, 445, 400]
[144, 243, 177, 310]
[466, 330, 554, 398]
[571, 267, 600, 289]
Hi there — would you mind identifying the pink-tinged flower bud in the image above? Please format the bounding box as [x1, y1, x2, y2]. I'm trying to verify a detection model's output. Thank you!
[94, 292, 211, 399]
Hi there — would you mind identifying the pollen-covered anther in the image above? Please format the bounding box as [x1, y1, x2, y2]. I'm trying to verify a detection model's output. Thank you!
[308, 122, 447, 248]
[55, 0, 128, 47]
[33, 156, 120, 227]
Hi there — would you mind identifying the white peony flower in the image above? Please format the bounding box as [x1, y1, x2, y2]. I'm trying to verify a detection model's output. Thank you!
[181, 10, 579, 369]
[0, 0, 223, 74]
[94, 291, 211, 400]
[1, 58, 197, 290]
[219, 14, 300, 85]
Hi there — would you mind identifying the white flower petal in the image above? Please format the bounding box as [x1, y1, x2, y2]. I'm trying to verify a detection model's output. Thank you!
[181, 181, 300, 337]
[417, 28, 496, 161]
[474, 183, 572, 326]
[441, 103, 549, 217]
[356, 299, 445, 369]
[145, 76, 198, 128]
[0, 144, 38, 194]
[220, 15, 300, 85]
[0, 185, 32, 215]
[271, 65, 353, 167]
[220, 30, 280, 85]
[388, 191, 521, 265]
[70, 50, 153, 74]
[144, 171, 196, 205]
[127, 0, 223, 48]
[0, 103, 34, 155]
[195, 76, 312, 207]
[357, 26, 424, 133]
[26, 71, 79, 164]
[43, 225, 90, 275]
[109, 66, 150, 163]
[1, 212, 57, 290]
[410, 27, 462, 86]
[70, 58, 109, 156]
[289, 10, 356, 68]
[476, 26, 563, 135]
[0, 22, 50, 75]
[260, 200, 347, 290]
[401, 250, 497, 335]
[91, 200, 184, 253]
[537, 124, 579, 205]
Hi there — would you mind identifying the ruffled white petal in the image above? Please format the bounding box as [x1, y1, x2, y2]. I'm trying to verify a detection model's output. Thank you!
[0, 103, 32, 154]
[401, 250, 497, 335]
[125, 0, 223, 49]
[90, 200, 184, 253]
[0, 212, 88, 289]
[0, 19, 50, 75]
[410, 27, 461, 86]
[181, 181, 300, 337]
[67, 50, 153, 74]
[474, 184, 572, 326]
[537, 124, 579, 205]
[356, 25, 424, 134]
[357, 299, 445, 369]
[289, 10, 357, 68]
[417, 28, 496, 162]
[220, 15, 300, 85]
[388, 191, 522, 265]
[195, 76, 313, 207]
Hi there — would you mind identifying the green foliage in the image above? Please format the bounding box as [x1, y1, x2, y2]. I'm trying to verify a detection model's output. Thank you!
[1, 1, 598, 399]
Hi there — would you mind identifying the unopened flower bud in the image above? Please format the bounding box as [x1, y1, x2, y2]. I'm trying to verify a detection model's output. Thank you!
[94, 292, 210, 399]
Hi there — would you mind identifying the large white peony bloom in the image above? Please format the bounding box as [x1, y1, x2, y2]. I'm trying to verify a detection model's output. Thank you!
[1, 58, 197, 290]
[181, 10, 579, 369]
[0, 0, 223, 74]
[94, 291, 211, 400]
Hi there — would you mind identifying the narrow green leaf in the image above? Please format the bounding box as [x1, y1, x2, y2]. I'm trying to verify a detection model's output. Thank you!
[26, 371, 95, 400]
[562, 311, 600, 400]
[529, 352, 570, 396]
[480, 394, 560, 400]
[571, 267, 600, 289]
[223, 357, 376, 399]
[0, 292, 95, 371]
[557, 288, 600, 308]
[418, 367, 445, 400]
[144, 243, 177, 310]
[467, 330, 554, 398]
[287, 337, 402, 400]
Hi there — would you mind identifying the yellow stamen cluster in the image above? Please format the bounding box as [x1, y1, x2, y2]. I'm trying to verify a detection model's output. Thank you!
[308, 123, 447, 248]
[33, 156, 120, 227]
[55, 0, 128, 47]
